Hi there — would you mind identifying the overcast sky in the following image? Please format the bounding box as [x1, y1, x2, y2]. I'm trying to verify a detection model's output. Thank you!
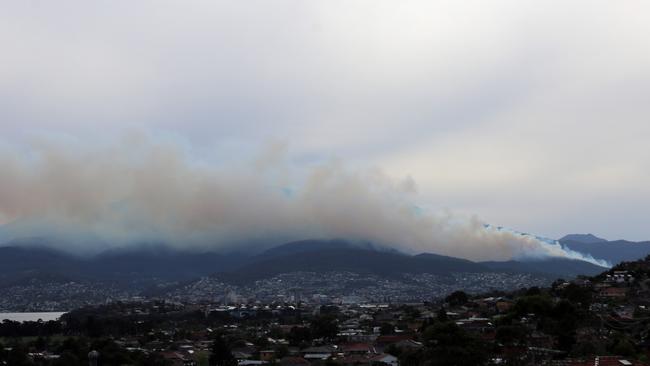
[2, 1, 650, 242]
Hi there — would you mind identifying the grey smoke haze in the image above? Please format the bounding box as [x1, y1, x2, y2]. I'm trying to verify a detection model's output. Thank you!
[0, 136, 606, 265]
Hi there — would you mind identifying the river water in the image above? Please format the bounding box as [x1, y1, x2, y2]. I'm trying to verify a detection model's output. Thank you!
[0, 312, 66, 322]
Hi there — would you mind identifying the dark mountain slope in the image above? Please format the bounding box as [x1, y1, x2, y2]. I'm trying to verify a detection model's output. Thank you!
[412, 253, 487, 272]
[215, 247, 490, 283]
[481, 258, 607, 277]
[254, 239, 360, 260]
[89, 247, 247, 281]
[253, 239, 401, 260]
[559, 234, 607, 244]
[560, 238, 650, 265]
[0, 238, 611, 287]
[0, 246, 83, 276]
[0, 245, 247, 283]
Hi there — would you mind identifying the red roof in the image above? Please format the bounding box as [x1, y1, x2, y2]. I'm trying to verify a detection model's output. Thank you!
[342, 343, 374, 353]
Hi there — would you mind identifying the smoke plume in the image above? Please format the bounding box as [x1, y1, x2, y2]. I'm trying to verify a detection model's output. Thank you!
[0, 135, 608, 266]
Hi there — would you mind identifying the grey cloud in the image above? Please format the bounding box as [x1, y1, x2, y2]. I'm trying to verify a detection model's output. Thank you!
[0, 1, 649, 241]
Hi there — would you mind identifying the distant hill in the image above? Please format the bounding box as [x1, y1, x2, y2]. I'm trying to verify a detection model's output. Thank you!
[480, 258, 606, 278]
[89, 247, 248, 282]
[214, 240, 610, 283]
[559, 233, 607, 244]
[559, 235, 650, 265]
[0, 246, 84, 278]
[0, 244, 247, 285]
[0, 238, 613, 288]
[216, 243, 489, 283]
[254, 239, 381, 260]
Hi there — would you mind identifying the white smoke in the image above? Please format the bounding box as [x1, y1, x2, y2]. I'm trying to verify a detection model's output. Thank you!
[485, 226, 611, 267]
[0, 135, 609, 266]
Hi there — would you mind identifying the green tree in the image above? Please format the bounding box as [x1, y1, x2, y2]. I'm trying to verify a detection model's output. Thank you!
[380, 322, 395, 335]
[53, 351, 82, 366]
[276, 345, 289, 359]
[560, 284, 593, 309]
[513, 295, 553, 317]
[445, 291, 468, 307]
[7, 343, 31, 366]
[436, 308, 448, 322]
[525, 287, 541, 296]
[34, 336, 47, 351]
[495, 325, 527, 346]
[288, 326, 312, 346]
[609, 335, 636, 357]
[209, 335, 236, 366]
[310, 316, 338, 340]
[423, 321, 488, 366]
[91, 339, 132, 366]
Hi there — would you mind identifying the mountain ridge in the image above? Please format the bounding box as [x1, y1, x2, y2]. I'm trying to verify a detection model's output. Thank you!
[559, 235, 650, 265]
[0, 238, 612, 288]
[559, 233, 607, 244]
